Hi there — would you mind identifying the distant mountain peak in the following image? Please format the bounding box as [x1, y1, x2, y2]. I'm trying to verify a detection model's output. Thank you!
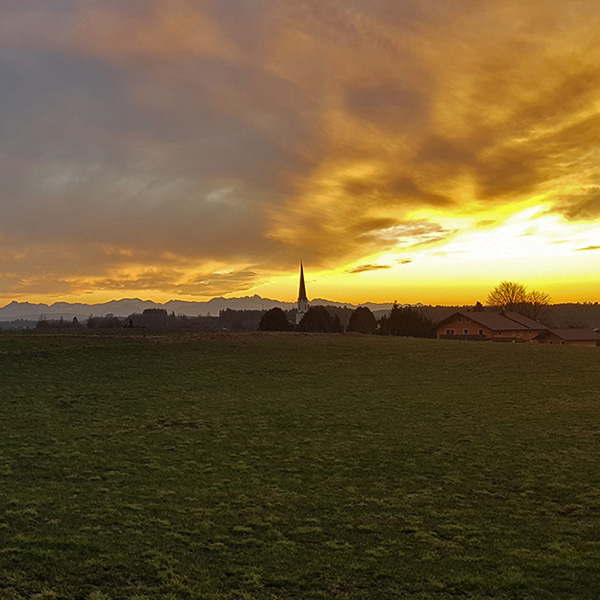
[0, 295, 396, 322]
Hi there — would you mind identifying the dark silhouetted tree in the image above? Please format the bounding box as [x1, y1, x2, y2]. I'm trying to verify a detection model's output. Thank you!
[320, 305, 354, 330]
[486, 281, 551, 321]
[378, 302, 435, 337]
[87, 313, 122, 328]
[219, 309, 265, 331]
[486, 281, 528, 310]
[141, 308, 169, 328]
[258, 307, 291, 331]
[332, 315, 344, 333]
[524, 289, 552, 322]
[297, 306, 334, 332]
[103, 313, 122, 328]
[347, 306, 377, 333]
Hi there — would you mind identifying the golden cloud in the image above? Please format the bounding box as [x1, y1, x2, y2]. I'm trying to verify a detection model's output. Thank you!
[347, 263, 392, 274]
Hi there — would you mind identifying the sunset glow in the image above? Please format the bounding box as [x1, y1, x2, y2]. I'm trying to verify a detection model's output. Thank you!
[1, 1, 599, 306]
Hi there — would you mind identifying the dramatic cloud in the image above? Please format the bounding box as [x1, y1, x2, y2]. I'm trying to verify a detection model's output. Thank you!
[1, 0, 599, 302]
[347, 264, 392, 274]
[555, 187, 600, 220]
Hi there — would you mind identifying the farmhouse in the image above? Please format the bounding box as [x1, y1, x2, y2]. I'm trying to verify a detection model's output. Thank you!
[536, 328, 600, 347]
[436, 310, 549, 342]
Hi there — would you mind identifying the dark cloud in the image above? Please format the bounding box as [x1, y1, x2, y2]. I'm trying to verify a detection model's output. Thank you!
[417, 135, 479, 167]
[343, 175, 451, 207]
[0, 52, 139, 164]
[413, 67, 600, 203]
[386, 177, 451, 207]
[347, 263, 392, 274]
[345, 82, 429, 131]
[340, 0, 428, 26]
[576, 245, 600, 252]
[475, 148, 542, 200]
[199, 0, 279, 55]
[0, 47, 317, 273]
[514, 67, 600, 131]
[350, 217, 398, 235]
[346, 256, 413, 274]
[1, 0, 75, 11]
[553, 187, 600, 221]
[361, 221, 453, 250]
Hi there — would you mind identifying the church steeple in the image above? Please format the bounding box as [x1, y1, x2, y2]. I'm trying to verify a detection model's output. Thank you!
[298, 262, 307, 303]
[296, 262, 309, 324]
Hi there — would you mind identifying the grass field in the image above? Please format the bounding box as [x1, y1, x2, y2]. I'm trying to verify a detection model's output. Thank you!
[0, 331, 598, 599]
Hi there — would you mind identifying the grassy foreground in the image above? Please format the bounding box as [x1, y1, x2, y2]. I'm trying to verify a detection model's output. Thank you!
[0, 331, 598, 599]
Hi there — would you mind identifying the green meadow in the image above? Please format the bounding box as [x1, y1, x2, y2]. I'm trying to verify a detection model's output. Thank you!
[0, 331, 598, 599]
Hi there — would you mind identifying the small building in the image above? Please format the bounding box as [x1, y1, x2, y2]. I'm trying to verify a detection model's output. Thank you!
[537, 328, 600, 347]
[436, 310, 548, 342]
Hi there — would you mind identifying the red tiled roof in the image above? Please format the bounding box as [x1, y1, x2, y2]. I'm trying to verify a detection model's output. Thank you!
[437, 310, 548, 332]
[501, 311, 550, 330]
[549, 328, 600, 341]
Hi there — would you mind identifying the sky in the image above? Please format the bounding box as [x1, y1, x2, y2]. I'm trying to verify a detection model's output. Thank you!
[1, 0, 599, 306]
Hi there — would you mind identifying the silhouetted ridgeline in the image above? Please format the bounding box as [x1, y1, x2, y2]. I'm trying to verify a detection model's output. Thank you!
[0, 297, 393, 322]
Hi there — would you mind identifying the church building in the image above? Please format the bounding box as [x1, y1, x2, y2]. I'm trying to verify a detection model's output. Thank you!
[296, 262, 309, 325]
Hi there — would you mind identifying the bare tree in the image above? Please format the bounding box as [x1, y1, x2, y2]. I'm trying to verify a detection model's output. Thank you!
[486, 281, 528, 310]
[525, 289, 552, 322]
[486, 281, 551, 322]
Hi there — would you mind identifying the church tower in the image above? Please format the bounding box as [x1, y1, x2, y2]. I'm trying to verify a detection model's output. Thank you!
[296, 262, 309, 325]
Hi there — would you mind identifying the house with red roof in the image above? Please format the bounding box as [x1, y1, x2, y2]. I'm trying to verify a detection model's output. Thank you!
[536, 328, 600, 347]
[435, 310, 549, 342]
[436, 310, 600, 346]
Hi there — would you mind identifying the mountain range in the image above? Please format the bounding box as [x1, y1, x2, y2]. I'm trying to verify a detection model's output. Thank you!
[0, 296, 395, 322]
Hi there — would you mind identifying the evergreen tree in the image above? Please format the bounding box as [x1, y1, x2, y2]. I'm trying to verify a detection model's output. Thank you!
[378, 302, 435, 337]
[297, 306, 334, 332]
[332, 315, 344, 333]
[258, 307, 291, 331]
[347, 306, 377, 333]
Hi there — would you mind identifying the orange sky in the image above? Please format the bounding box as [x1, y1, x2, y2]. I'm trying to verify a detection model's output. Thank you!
[1, 1, 599, 306]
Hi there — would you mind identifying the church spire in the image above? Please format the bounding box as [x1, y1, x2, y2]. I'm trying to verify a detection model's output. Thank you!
[298, 261, 308, 303]
[296, 261, 309, 325]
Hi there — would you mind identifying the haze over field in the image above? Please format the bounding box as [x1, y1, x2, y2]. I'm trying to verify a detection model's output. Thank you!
[1, 1, 599, 306]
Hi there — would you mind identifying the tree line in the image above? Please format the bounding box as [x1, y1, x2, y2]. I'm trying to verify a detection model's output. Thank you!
[259, 303, 435, 337]
[30, 304, 436, 337]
